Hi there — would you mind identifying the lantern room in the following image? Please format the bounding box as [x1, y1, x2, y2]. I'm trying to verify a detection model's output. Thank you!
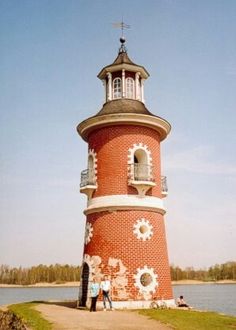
[97, 37, 149, 103]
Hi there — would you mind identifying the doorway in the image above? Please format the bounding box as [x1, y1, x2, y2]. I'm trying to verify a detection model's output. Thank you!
[80, 262, 89, 307]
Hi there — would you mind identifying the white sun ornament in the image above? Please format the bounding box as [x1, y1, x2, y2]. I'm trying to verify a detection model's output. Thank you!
[133, 266, 158, 299]
[133, 218, 153, 241]
[84, 222, 93, 245]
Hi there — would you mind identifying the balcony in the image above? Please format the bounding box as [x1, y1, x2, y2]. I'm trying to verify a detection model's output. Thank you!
[128, 163, 156, 197]
[80, 169, 97, 199]
[161, 176, 168, 197]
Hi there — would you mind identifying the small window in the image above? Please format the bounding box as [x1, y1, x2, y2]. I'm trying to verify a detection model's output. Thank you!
[113, 78, 121, 99]
[126, 78, 134, 99]
[134, 149, 148, 166]
[88, 155, 95, 185]
[134, 149, 149, 181]
[140, 273, 153, 287]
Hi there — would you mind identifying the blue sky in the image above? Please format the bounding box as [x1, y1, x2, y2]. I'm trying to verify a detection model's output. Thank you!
[0, 0, 235, 268]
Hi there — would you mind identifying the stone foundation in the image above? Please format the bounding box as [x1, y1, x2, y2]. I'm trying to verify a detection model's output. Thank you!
[93, 298, 176, 310]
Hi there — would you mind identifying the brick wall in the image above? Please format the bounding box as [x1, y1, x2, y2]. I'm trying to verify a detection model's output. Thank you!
[81, 123, 172, 303]
[88, 125, 162, 198]
[84, 210, 173, 300]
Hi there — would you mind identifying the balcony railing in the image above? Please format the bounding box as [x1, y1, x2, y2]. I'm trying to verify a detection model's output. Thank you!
[129, 163, 154, 182]
[80, 169, 96, 188]
[161, 176, 168, 193]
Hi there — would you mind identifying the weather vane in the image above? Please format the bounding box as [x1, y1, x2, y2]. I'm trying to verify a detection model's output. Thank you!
[112, 21, 131, 38]
[112, 20, 131, 53]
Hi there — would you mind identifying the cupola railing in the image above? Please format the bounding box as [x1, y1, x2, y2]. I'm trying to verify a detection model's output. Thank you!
[161, 176, 168, 194]
[128, 163, 168, 197]
[80, 169, 96, 188]
[128, 163, 155, 196]
[129, 163, 154, 182]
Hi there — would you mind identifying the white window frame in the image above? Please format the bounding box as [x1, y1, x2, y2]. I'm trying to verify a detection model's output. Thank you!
[126, 77, 134, 99]
[113, 77, 122, 99]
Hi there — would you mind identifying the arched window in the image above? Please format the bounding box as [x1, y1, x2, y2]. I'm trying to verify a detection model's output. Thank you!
[88, 155, 95, 185]
[113, 78, 121, 99]
[133, 149, 149, 181]
[126, 77, 134, 99]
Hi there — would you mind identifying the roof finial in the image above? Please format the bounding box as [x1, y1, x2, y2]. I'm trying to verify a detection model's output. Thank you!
[112, 20, 130, 54]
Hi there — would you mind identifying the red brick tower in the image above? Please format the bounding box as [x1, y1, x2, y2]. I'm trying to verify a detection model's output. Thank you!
[77, 38, 174, 308]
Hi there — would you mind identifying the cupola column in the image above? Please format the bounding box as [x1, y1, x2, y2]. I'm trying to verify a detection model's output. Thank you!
[141, 78, 145, 103]
[135, 72, 140, 101]
[122, 69, 126, 98]
[107, 72, 112, 101]
[102, 79, 107, 102]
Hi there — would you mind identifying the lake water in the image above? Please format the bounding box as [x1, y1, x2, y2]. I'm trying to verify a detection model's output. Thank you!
[0, 284, 235, 317]
[173, 284, 236, 317]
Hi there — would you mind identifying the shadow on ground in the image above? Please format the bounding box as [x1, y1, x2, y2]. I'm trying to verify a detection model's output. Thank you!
[31, 300, 79, 309]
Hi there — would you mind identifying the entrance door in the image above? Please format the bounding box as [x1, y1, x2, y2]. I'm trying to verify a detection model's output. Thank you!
[80, 262, 89, 307]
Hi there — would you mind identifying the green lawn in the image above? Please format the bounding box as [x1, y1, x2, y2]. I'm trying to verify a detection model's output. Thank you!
[139, 309, 236, 330]
[8, 302, 236, 330]
[9, 302, 52, 330]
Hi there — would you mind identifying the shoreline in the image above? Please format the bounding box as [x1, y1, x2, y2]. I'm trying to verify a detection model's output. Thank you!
[0, 281, 80, 288]
[172, 279, 236, 285]
[0, 279, 236, 288]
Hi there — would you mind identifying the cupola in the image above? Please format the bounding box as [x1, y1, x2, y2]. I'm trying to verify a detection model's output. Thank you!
[97, 37, 149, 103]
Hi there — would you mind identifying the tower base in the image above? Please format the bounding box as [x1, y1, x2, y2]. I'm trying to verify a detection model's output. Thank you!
[88, 299, 176, 310]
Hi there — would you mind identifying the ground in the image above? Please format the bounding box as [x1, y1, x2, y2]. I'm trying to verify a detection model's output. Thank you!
[36, 303, 172, 330]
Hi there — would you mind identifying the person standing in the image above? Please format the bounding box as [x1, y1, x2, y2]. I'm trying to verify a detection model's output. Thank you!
[90, 277, 100, 312]
[100, 275, 113, 311]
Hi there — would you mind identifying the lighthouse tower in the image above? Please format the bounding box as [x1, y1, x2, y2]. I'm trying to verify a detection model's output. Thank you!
[77, 37, 174, 308]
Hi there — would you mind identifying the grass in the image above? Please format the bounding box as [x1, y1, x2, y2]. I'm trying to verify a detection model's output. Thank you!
[7, 302, 236, 330]
[9, 302, 52, 330]
[139, 309, 236, 330]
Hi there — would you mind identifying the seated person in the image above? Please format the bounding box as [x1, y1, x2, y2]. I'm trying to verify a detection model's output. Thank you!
[177, 295, 190, 307]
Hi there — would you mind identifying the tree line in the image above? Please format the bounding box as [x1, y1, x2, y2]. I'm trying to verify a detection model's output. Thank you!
[0, 261, 235, 285]
[0, 264, 80, 285]
[170, 261, 236, 281]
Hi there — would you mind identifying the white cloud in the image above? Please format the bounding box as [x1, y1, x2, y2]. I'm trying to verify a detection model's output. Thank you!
[164, 145, 236, 175]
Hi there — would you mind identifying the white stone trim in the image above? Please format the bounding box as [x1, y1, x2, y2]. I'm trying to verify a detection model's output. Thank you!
[96, 299, 176, 309]
[128, 143, 152, 165]
[128, 143, 153, 178]
[133, 266, 158, 300]
[83, 254, 103, 281]
[84, 222, 93, 245]
[78, 113, 171, 142]
[84, 194, 166, 215]
[133, 218, 153, 241]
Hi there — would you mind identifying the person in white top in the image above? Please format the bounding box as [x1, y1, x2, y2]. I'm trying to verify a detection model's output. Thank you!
[100, 275, 113, 310]
[177, 295, 191, 308]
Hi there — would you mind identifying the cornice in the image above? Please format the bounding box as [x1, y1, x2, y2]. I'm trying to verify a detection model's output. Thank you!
[77, 113, 171, 142]
[97, 63, 149, 80]
[84, 194, 166, 216]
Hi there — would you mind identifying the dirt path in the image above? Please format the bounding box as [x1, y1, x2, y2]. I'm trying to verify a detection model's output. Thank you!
[36, 304, 172, 330]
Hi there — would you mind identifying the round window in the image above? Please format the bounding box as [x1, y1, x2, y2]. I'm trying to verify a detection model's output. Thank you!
[139, 225, 148, 234]
[140, 273, 153, 287]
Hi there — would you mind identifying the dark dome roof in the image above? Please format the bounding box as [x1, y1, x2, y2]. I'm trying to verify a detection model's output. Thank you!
[112, 51, 136, 65]
[95, 99, 154, 116]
